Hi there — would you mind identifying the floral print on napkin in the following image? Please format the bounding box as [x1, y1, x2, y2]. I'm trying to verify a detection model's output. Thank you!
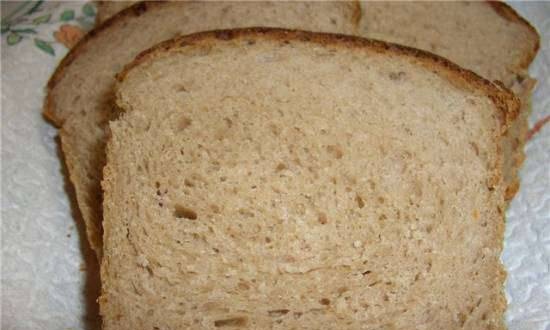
[1, 1, 95, 55]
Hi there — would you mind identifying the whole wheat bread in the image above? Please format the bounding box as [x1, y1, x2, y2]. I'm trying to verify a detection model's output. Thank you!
[44, 1, 538, 258]
[46, 1, 360, 256]
[102, 28, 517, 330]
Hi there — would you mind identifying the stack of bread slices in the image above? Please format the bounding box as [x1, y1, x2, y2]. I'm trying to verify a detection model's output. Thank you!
[44, 2, 539, 329]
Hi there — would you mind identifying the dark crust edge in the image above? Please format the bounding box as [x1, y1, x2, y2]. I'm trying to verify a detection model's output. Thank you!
[117, 27, 520, 132]
[487, 1, 541, 71]
[43, 1, 169, 127]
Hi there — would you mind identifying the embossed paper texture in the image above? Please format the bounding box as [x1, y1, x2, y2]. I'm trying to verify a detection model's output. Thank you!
[1, 2, 549, 329]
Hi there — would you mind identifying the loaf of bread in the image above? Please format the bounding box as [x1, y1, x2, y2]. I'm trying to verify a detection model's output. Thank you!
[46, 1, 360, 256]
[45, 1, 538, 258]
[102, 28, 517, 330]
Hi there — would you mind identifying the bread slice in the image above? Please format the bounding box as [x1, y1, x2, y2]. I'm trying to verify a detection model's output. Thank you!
[45, 1, 537, 258]
[357, 1, 539, 199]
[102, 28, 517, 330]
[46, 1, 360, 256]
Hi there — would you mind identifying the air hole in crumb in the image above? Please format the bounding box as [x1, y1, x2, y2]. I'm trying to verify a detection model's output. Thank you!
[319, 298, 330, 305]
[214, 316, 248, 327]
[238, 208, 254, 218]
[238, 281, 250, 290]
[265, 237, 272, 243]
[179, 116, 192, 130]
[275, 163, 287, 172]
[269, 124, 280, 136]
[211, 204, 220, 213]
[362, 270, 372, 276]
[175, 84, 188, 92]
[174, 204, 197, 220]
[355, 194, 365, 208]
[268, 309, 290, 317]
[377, 196, 385, 204]
[389, 71, 406, 81]
[378, 214, 387, 221]
[326, 144, 343, 159]
[220, 176, 227, 182]
[470, 142, 480, 156]
[318, 212, 328, 224]
[184, 179, 195, 187]
[213, 247, 220, 253]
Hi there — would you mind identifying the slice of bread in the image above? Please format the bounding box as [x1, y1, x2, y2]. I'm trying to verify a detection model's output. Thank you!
[102, 28, 517, 330]
[358, 1, 540, 199]
[45, 1, 538, 258]
[47, 1, 360, 257]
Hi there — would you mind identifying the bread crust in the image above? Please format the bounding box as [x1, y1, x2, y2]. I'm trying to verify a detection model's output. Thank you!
[487, 1, 540, 71]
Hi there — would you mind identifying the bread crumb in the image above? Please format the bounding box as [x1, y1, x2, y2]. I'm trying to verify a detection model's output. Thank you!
[353, 240, 362, 248]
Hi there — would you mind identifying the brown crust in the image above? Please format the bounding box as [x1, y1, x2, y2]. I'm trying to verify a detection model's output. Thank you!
[487, 1, 540, 72]
[43, 1, 169, 127]
[117, 27, 519, 133]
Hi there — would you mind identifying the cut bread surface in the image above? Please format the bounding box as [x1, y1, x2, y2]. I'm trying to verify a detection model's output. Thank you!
[45, 1, 537, 258]
[102, 28, 514, 330]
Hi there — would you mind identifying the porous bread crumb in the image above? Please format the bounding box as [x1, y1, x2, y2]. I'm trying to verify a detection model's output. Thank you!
[101, 29, 511, 330]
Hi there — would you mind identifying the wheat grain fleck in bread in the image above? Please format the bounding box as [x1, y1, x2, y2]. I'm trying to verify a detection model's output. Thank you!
[102, 28, 518, 330]
[46, 1, 360, 257]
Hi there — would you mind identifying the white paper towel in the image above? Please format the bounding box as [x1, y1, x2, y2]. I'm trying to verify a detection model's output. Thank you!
[1, 2, 549, 329]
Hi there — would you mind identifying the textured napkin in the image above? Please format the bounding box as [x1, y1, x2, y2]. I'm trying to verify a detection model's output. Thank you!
[1, 2, 549, 329]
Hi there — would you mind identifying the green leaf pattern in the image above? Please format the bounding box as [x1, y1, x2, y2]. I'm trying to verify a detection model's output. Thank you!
[3, 1, 96, 54]
[11, 28, 37, 34]
[34, 38, 55, 55]
[82, 3, 96, 17]
[7, 33, 22, 45]
[60, 10, 75, 22]
[32, 13, 51, 25]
